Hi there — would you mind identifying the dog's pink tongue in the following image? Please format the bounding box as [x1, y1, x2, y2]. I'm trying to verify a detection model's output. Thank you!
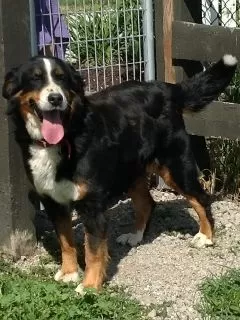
[41, 111, 64, 144]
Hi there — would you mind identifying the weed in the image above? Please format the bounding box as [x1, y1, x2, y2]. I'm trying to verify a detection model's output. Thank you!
[38, 253, 55, 265]
[206, 138, 240, 196]
[206, 68, 240, 196]
[199, 269, 240, 319]
[0, 261, 149, 320]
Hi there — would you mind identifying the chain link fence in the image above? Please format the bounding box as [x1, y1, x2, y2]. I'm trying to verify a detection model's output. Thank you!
[202, 0, 239, 26]
[32, 0, 155, 92]
[202, 0, 239, 102]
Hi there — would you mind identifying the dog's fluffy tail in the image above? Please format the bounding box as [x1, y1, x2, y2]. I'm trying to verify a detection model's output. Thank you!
[178, 54, 237, 112]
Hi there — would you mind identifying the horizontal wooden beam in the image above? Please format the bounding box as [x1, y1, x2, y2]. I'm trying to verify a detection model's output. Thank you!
[173, 21, 240, 62]
[184, 101, 240, 138]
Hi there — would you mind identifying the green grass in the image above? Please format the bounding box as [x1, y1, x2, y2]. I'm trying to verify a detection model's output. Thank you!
[0, 260, 149, 320]
[199, 269, 240, 319]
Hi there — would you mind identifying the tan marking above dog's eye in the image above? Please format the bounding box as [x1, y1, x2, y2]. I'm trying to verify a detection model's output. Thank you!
[54, 68, 65, 79]
[33, 69, 43, 79]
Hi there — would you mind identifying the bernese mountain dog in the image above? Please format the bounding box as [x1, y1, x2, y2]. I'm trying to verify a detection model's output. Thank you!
[2, 54, 237, 292]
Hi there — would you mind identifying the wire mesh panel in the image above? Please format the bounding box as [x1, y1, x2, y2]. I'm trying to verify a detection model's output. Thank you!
[202, 0, 239, 27]
[34, 0, 147, 92]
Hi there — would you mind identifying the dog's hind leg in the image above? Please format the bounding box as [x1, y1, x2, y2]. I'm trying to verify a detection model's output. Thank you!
[148, 158, 214, 248]
[42, 198, 80, 283]
[116, 176, 155, 246]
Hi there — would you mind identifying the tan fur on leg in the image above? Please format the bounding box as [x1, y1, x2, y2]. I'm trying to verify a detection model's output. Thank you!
[82, 232, 109, 290]
[54, 213, 79, 282]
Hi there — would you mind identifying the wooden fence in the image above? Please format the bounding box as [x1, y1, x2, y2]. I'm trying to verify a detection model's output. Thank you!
[155, 0, 240, 139]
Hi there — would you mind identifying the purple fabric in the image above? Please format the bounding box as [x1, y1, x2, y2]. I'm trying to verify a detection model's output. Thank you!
[34, 0, 70, 58]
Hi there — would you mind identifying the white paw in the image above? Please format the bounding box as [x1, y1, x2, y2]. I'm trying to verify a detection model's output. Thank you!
[116, 230, 144, 246]
[191, 232, 213, 248]
[75, 283, 86, 296]
[54, 269, 80, 283]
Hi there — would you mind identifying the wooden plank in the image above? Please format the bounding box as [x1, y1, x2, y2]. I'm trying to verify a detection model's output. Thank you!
[163, 0, 175, 83]
[172, 1, 211, 176]
[184, 101, 240, 138]
[0, 0, 36, 248]
[174, 0, 202, 24]
[155, 0, 203, 82]
[173, 21, 240, 62]
[173, 0, 203, 82]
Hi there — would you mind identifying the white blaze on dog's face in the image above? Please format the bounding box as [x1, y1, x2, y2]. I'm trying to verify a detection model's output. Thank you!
[2, 56, 85, 144]
[37, 58, 67, 144]
[39, 58, 67, 113]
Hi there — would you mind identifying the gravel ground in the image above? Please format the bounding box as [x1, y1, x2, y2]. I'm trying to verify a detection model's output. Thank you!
[17, 189, 240, 319]
[106, 190, 240, 319]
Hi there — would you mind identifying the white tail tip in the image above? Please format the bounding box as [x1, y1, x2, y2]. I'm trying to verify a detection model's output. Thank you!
[223, 54, 238, 66]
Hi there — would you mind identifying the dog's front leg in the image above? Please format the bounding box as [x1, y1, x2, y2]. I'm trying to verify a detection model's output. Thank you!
[41, 197, 79, 283]
[75, 211, 109, 292]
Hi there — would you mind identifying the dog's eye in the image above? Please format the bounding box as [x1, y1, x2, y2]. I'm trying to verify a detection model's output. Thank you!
[55, 73, 65, 80]
[29, 98, 35, 107]
[32, 73, 43, 80]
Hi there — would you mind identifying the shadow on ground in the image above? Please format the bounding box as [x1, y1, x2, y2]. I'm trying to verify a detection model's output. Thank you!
[35, 195, 199, 280]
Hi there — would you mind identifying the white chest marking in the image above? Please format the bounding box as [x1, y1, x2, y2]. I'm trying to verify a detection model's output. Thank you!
[29, 145, 79, 204]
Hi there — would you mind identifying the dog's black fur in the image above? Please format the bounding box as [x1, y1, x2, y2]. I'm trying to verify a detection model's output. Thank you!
[70, 57, 236, 213]
[2, 55, 237, 289]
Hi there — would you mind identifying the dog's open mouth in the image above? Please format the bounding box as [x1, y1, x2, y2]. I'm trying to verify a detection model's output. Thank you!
[41, 110, 64, 144]
[30, 99, 64, 145]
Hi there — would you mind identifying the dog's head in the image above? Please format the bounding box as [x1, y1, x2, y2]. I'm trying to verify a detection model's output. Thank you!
[2, 56, 84, 144]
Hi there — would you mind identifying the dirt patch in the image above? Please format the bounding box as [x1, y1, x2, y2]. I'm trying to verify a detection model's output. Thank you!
[77, 63, 144, 92]
[107, 190, 240, 319]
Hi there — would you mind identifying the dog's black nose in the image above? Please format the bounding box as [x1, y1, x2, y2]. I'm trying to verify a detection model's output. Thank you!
[48, 93, 63, 106]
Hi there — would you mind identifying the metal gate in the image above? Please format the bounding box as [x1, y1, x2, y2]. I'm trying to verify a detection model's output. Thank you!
[30, 0, 155, 93]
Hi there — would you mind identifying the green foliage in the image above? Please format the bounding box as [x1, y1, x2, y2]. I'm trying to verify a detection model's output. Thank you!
[65, 0, 141, 66]
[224, 69, 240, 103]
[0, 261, 147, 320]
[199, 269, 240, 319]
[207, 68, 240, 196]
[60, 0, 92, 7]
[207, 138, 240, 195]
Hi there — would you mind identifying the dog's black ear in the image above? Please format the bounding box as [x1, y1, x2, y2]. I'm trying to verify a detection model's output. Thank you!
[2, 66, 21, 99]
[67, 63, 85, 94]
[6, 98, 19, 115]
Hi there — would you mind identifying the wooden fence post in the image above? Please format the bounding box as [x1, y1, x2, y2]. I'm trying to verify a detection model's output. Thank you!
[155, 0, 211, 176]
[0, 0, 36, 250]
